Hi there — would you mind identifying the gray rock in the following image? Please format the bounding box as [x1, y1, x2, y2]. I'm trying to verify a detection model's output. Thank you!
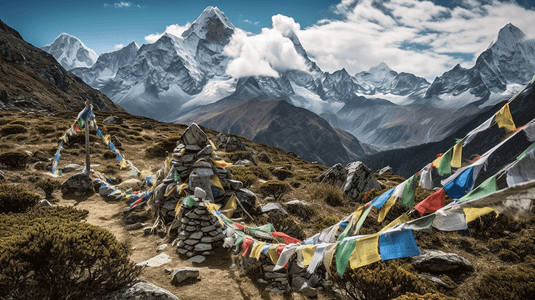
[197, 144, 213, 156]
[253, 230, 275, 241]
[185, 225, 197, 232]
[201, 225, 216, 232]
[184, 239, 199, 246]
[292, 276, 317, 298]
[232, 159, 254, 166]
[318, 163, 347, 188]
[157, 244, 168, 252]
[225, 136, 247, 152]
[265, 272, 287, 279]
[102, 115, 123, 125]
[60, 173, 93, 195]
[32, 150, 48, 161]
[419, 274, 452, 288]
[37, 199, 53, 206]
[344, 161, 381, 201]
[136, 253, 172, 267]
[412, 250, 473, 272]
[98, 183, 116, 197]
[102, 279, 179, 300]
[118, 179, 143, 191]
[33, 161, 47, 170]
[264, 196, 275, 202]
[257, 153, 273, 163]
[186, 144, 202, 151]
[261, 203, 288, 216]
[62, 163, 81, 173]
[177, 248, 189, 255]
[140, 122, 154, 130]
[377, 166, 394, 175]
[162, 200, 176, 211]
[171, 267, 199, 285]
[181, 123, 209, 147]
[227, 180, 243, 190]
[111, 135, 122, 147]
[194, 187, 207, 199]
[189, 172, 213, 201]
[194, 243, 212, 252]
[188, 255, 206, 264]
[235, 188, 256, 212]
[189, 231, 203, 240]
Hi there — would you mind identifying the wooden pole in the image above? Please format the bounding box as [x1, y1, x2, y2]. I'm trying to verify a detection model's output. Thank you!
[85, 106, 91, 176]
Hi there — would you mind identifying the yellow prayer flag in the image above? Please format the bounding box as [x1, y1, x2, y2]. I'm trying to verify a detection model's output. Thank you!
[495, 103, 516, 133]
[349, 234, 381, 269]
[220, 193, 238, 218]
[302, 245, 316, 267]
[379, 214, 411, 233]
[463, 207, 499, 223]
[211, 175, 225, 191]
[104, 135, 111, 145]
[267, 245, 279, 264]
[165, 183, 176, 197]
[180, 147, 186, 156]
[120, 159, 128, 169]
[211, 159, 233, 169]
[177, 183, 188, 195]
[451, 140, 463, 168]
[432, 155, 442, 168]
[205, 202, 221, 216]
[209, 139, 217, 151]
[378, 195, 397, 223]
[323, 243, 337, 276]
[251, 242, 266, 260]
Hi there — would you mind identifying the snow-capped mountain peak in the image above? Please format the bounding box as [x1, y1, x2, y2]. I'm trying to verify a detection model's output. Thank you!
[487, 23, 526, 56]
[367, 62, 396, 82]
[41, 33, 97, 70]
[182, 6, 235, 41]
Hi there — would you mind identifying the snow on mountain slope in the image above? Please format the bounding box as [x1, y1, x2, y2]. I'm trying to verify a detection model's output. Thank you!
[41, 33, 97, 70]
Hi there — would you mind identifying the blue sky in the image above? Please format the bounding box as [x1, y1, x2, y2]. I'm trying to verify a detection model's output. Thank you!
[1, 0, 535, 78]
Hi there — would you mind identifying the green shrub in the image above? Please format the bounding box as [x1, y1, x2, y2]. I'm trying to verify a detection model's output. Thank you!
[0, 151, 30, 168]
[35, 179, 61, 199]
[271, 168, 294, 180]
[145, 144, 168, 158]
[258, 180, 291, 199]
[232, 172, 257, 188]
[317, 215, 340, 231]
[331, 262, 436, 300]
[0, 218, 142, 299]
[474, 264, 535, 300]
[0, 124, 27, 136]
[311, 183, 346, 206]
[36, 125, 56, 134]
[103, 150, 118, 159]
[0, 184, 40, 213]
[286, 201, 316, 221]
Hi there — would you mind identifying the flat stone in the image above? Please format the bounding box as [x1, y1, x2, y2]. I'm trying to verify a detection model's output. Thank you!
[194, 243, 212, 252]
[377, 166, 394, 175]
[194, 208, 207, 215]
[177, 248, 189, 255]
[201, 225, 216, 232]
[200, 221, 211, 226]
[184, 245, 194, 251]
[184, 239, 199, 246]
[200, 236, 216, 243]
[208, 231, 219, 237]
[227, 180, 243, 190]
[185, 226, 197, 232]
[253, 230, 275, 241]
[201, 251, 212, 256]
[186, 251, 195, 257]
[102, 115, 123, 125]
[37, 199, 53, 207]
[186, 144, 202, 151]
[181, 123, 209, 147]
[177, 240, 185, 248]
[189, 231, 203, 240]
[171, 267, 199, 285]
[157, 244, 168, 252]
[136, 253, 172, 267]
[263, 265, 275, 272]
[60, 173, 93, 195]
[265, 272, 287, 279]
[102, 279, 178, 300]
[261, 203, 288, 216]
[162, 200, 177, 211]
[186, 211, 200, 219]
[188, 255, 206, 264]
[412, 250, 473, 272]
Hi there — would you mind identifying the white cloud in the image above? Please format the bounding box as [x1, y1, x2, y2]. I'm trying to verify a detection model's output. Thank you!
[114, 44, 124, 50]
[114, 1, 131, 8]
[295, 0, 535, 78]
[224, 16, 309, 78]
[144, 23, 192, 43]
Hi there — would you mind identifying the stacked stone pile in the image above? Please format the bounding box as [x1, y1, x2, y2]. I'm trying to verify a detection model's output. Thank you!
[151, 123, 253, 224]
[174, 194, 226, 258]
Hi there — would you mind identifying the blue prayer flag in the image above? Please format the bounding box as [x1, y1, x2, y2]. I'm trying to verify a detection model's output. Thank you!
[116, 153, 123, 162]
[444, 167, 474, 200]
[109, 142, 116, 151]
[379, 229, 420, 261]
[96, 128, 103, 138]
[370, 187, 395, 209]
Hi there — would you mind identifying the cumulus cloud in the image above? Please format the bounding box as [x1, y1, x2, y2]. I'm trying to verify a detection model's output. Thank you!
[104, 2, 140, 8]
[144, 23, 192, 43]
[114, 44, 124, 50]
[224, 16, 309, 78]
[295, 0, 535, 78]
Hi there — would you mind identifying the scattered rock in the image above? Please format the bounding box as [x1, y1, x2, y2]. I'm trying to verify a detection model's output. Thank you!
[137, 253, 172, 267]
[102, 280, 179, 300]
[233, 159, 254, 166]
[292, 276, 318, 298]
[318, 163, 347, 188]
[111, 135, 122, 147]
[412, 250, 473, 272]
[140, 122, 154, 130]
[171, 267, 200, 285]
[33, 161, 47, 170]
[377, 166, 393, 175]
[157, 244, 168, 252]
[188, 255, 206, 264]
[257, 153, 273, 163]
[261, 203, 288, 216]
[62, 163, 81, 173]
[102, 115, 123, 125]
[343, 161, 381, 201]
[225, 136, 247, 152]
[118, 179, 143, 191]
[32, 150, 48, 161]
[235, 188, 256, 212]
[60, 173, 93, 195]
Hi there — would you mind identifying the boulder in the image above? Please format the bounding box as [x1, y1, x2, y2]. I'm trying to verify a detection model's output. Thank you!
[214, 133, 228, 149]
[102, 115, 123, 125]
[111, 135, 122, 147]
[171, 267, 200, 285]
[32, 150, 48, 161]
[119, 179, 143, 191]
[261, 203, 288, 216]
[377, 166, 393, 175]
[318, 163, 347, 188]
[181, 123, 209, 147]
[412, 250, 473, 272]
[140, 122, 154, 130]
[136, 253, 172, 267]
[235, 188, 256, 212]
[60, 173, 93, 195]
[225, 136, 247, 152]
[62, 163, 81, 173]
[232, 159, 254, 166]
[343, 161, 381, 201]
[188, 255, 206, 264]
[257, 153, 273, 163]
[102, 280, 179, 300]
[292, 276, 317, 298]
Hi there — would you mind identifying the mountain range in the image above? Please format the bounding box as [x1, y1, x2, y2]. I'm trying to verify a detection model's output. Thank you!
[40, 7, 535, 166]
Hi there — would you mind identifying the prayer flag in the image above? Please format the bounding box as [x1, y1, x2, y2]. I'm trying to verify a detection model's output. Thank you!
[459, 176, 498, 203]
[354, 205, 373, 234]
[220, 194, 238, 218]
[370, 188, 395, 209]
[74, 123, 80, 133]
[272, 232, 301, 244]
[379, 229, 420, 260]
[338, 207, 365, 241]
[495, 103, 516, 133]
[403, 214, 435, 232]
[443, 167, 474, 200]
[379, 214, 411, 233]
[451, 140, 463, 168]
[414, 188, 446, 216]
[463, 207, 498, 223]
[432, 207, 468, 231]
[250, 241, 266, 260]
[400, 175, 417, 208]
[336, 239, 356, 276]
[267, 245, 279, 264]
[419, 164, 433, 190]
[242, 238, 253, 257]
[438, 148, 453, 175]
[349, 234, 381, 269]
[307, 243, 329, 273]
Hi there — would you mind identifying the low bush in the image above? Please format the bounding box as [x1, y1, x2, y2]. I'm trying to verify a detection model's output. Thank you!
[145, 144, 168, 158]
[311, 182, 346, 206]
[258, 180, 291, 200]
[331, 262, 436, 300]
[36, 125, 56, 134]
[0, 151, 30, 169]
[271, 168, 294, 180]
[286, 201, 316, 222]
[0, 124, 27, 136]
[393, 293, 460, 300]
[35, 179, 61, 199]
[474, 264, 535, 300]
[317, 215, 340, 231]
[0, 184, 40, 214]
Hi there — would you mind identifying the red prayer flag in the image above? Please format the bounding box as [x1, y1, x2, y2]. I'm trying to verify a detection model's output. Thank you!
[414, 188, 446, 216]
[271, 232, 301, 244]
[234, 223, 244, 230]
[242, 238, 253, 257]
[74, 124, 80, 133]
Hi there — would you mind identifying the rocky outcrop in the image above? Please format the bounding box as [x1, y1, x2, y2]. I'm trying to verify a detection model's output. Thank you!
[102, 280, 179, 300]
[318, 161, 381, 201]
[412, 250, 473, 272]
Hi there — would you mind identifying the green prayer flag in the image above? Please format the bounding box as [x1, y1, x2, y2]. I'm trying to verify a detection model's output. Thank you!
[404, 214, 435, 233]
[354, 206, 373, 234]
[174, 169, 179, 182]
[248, 224, 275, 234]
[517, 142, 535, 161]
[400, 175, 417, 208]
[531, 74, 535, 84]
[458, 176, 498, 203]
[438, 148, 453, 176]
[337, 220, 353, 242]
[77, 119, 85, 128]
[336, 240, 356, 276]
[182, 196, 196, 207]
[234, 234, 244, 247]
